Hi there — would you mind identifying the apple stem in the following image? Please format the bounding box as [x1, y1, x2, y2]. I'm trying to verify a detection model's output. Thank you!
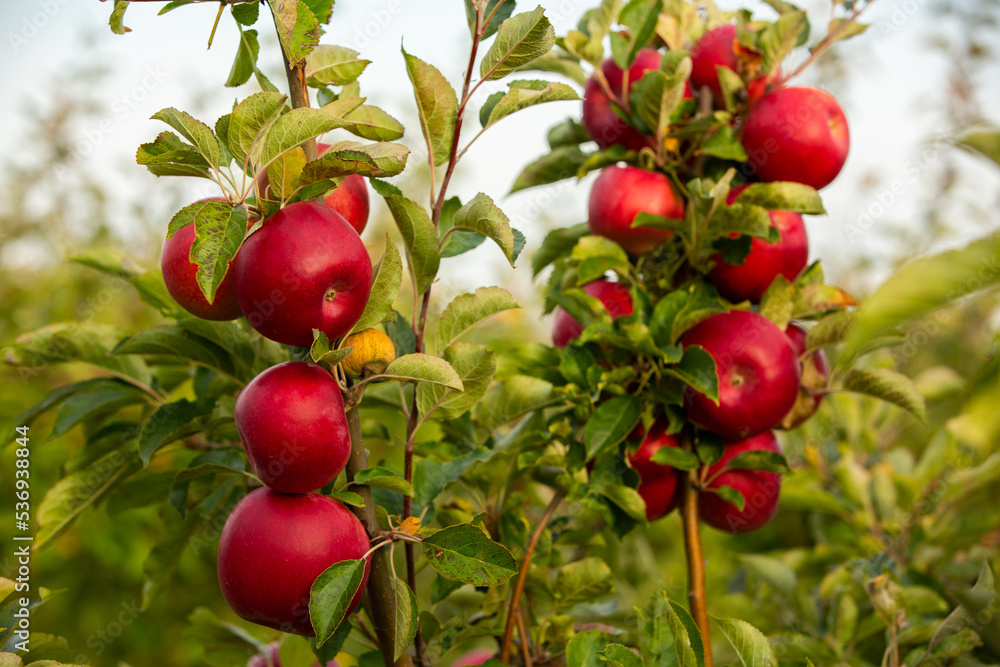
[682, 467, 714, 667]
[499, 487, 567, 663]
[343, 402, 400, 666]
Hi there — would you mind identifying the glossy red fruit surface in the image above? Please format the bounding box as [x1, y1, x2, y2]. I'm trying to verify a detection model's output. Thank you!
[552, 279, 634, 348]
[627, 420, 684, 520]
[742, 87, 850, 190]
[708, 185, 809, 303]
[235, 201, 373, 346]
[217, 488, 370, 636]
[700, 431, 783, 533]
[681, 310, 801, 439]
[588, 165, 685, 255]
[235, 361, 351, 494]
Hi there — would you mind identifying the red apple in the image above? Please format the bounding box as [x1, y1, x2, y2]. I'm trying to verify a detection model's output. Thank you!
[582, 49, 693, 151]
[699, 431, 782, 533]
[235, 201, 373, 346]
[552, 279, 634, 348]
[741, 87, 850, 190]
[256, 143, 370, 235]
[708, 185, 809, 303]
[160, 198, 242, 321]
[218, 488, 370, 636]
[627, 420, 684, 520]
[681, 310, 801, 440]
[588, 165, 685, 255]
[690, 25, 780, 104]
[452, 648, 496, 666]
[235, 361, 350, 494]
[781, 323, 830, 428]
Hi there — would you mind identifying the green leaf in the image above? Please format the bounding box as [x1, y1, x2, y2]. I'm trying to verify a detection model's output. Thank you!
[142, 512, 202, 609]
[345, 237, 403, 338]
[228, 91, 286, 167]
[484, 79, 578, 128]
[600, 644, 644, 667]
[417, 343, 496, 420]
[649, 446, 700, 471]
[298, 142, 409, 184]
[663, 597, 705, 667]
[376, 187, 440, 294]
[957, 123, 1000, 168]
[382, 353, 463, 390]
[256, 107, 348, 174]
[758, 276, 796, 328]
[516, 47, 588, 86]
[231, 2, 259, 24]
[556, 557, 614, 606]
[1, 379, 114, 447]
[665, 345, 719, 403]
[713, 484, 746, 511]
[757, 10, 809, 72]
[113, 325, 236, 378]
[465, 0, 516, 39]
[739, 554, 797, 599]
[403, 48, 458, 167]
[845, 232, 1000, 358]
[474, 375, 554, 431]
[35, 449, 139, 550]
[532, 222, 590, 276]
[826, 17, 869, 47]
[712, 616, 776, 667]
[841, 367, 926, 422]
[726, 450, 791, 475]
[310, 559, 367, 647]
[701, 124, 749, 161]
[392, 578, 419, 661]
[136, 131, 213, 178]
[139, 399, 217, 466]
[735, 182, 826, 215]
[451, 193, 519, 266]
[109, 0, 130, 34]
[806, 311, 854, 350]
[597, 483, 648, 521]
[169, 447, 246, 516]
[511, 145, 589, 193]
[151, 108, 222, 168]
[301, 0, 335, 24]
[342, 105, 405, 141]
[268, 0, 320, 66]
[422, 524, 518, 586]
[480, 7, 556, 81]
[353, 467, 414, 497]
[435, 286, 519, 352]
[584, 395, 641, 460]
[186, 607, 268, 665]
[49, 382, 148, 440]
[226, 27, 261, 88]
[167, 199, 247, 303]
[615, 0, 663, 66]
[305, 45, 371, 86]
[566, 630, 609, 667]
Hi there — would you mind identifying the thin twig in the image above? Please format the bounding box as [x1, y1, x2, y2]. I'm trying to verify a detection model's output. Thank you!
[516, 605, 534, 667]
[681, 468, 714, 667]
[500, 488, 567, 662]
[781, 0, 875, 84]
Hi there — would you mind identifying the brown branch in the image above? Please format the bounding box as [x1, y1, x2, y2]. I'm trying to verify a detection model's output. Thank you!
[681, 470, 713, 667]
[500, 488, 567, 663]
[272, 6, 318, 162]
[516, 605, 534, 667]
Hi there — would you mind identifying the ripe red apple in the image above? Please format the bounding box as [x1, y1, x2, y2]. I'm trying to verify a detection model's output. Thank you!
[708, 185, 809, 303]
[681, 310, 801, 440]
[160, 199, 242, 321]
[235, 361, 350, 494]
[690, 25, 780, 104]
[781, 323, 830, 428]
[582, 49, 693, 151]
[627, 420, 684, 520]
[256, 143, 370, 235]
[235, 201, 373, 346]
[552, 279, 634, 348]
[218, 488, 370, 636]
[588, 165, 685, 255]
[699, 431, 782, 533]
[741, 87, 850, 190]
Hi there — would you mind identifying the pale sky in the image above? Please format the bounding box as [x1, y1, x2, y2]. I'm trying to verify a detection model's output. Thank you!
[1, 0, 998, 308]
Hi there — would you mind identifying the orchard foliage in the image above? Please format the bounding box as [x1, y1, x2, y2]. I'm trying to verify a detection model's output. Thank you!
[2, 1, 1000, 666]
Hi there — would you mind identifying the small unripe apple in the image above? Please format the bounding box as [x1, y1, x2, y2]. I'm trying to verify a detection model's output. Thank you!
[708, 185, 809, 303]
[552, 279, 634, 348]
[160, 198, 242, 321]
[627, 420, 684, 520]
[217, 488, 370, 636]
[341, 328, 396, 378]
[699, 431, 782, 533]
[741, 87, 850, 190]
[235, 361, 350, 494]
[780, 323, 830, 429]
[235, 201, 373, 346]
[588, 165, 685, 255]
[681, 310, 801, 440]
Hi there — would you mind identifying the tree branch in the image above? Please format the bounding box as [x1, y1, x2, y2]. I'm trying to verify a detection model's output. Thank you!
[682, 469, 713, 667]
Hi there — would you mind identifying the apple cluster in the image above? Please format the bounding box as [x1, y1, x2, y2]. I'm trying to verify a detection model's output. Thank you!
[159, 164, 379, 635]
[557, 23, 846, 533]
